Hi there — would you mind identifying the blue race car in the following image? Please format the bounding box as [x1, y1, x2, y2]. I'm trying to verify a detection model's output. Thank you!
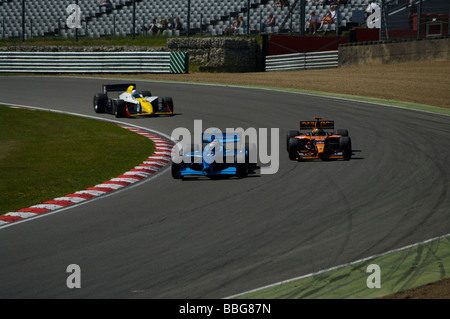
[171, 133, 256, 179]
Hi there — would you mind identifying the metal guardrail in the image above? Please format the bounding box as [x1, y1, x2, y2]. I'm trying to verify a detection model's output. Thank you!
[0, 51, 188, 73]
[265, 50, 339, 72]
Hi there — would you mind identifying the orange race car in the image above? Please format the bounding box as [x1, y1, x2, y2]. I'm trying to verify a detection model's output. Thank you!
[286, 118, 352, 161]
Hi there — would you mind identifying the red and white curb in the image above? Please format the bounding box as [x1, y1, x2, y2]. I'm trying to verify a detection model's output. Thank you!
[0, 124, 174, 227]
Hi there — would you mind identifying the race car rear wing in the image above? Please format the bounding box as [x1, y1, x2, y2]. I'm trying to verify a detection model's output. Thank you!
[300, 119, 334, 130]
[103, 83, 136, 94]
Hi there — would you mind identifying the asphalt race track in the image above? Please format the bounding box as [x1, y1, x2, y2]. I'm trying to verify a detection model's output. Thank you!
[0, 76, 449, 298]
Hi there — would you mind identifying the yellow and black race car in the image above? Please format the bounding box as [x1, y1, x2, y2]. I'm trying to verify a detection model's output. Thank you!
[93, 83, 174, 117]
[286, 118, 352, 161]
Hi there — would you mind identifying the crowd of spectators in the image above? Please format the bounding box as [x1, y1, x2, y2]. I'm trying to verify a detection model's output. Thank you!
[98, 0, 364, 38]
[142, 16, 183, 35]
[306, 5, 342, 34]
[224, 16, 247, 36]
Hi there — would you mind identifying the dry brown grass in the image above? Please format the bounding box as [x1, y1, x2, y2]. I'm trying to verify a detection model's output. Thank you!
[122, 60, 450, 109]
[381, 278, 450, 299]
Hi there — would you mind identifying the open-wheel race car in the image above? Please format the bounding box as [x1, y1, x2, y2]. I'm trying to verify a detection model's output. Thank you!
[286, 118, 352, 161]
[171, 132, 257, 180]
[93, 83, 174, 117]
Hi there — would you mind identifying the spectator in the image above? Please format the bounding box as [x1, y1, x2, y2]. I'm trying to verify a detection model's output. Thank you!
[407, 0, 417, 30]
[166, 17, 174, 30]
[173, 17, 183, 33]
[157, 19, 166, 35]
[235, 16, 247, 35]
[307, 10, 320, 34]
[99, 0, 112, 10]
[261, 12, 276, 32]
[318, 5, 340, 31]
[224, 16, 240, 36]
[147, 19, 159, 35]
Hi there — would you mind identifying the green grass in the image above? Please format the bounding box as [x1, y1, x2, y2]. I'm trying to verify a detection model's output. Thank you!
[234, 236, 450, 299]
[0, 105, 155, 214]
[0, 34, 266, 48]
[0, 35, 169, 47]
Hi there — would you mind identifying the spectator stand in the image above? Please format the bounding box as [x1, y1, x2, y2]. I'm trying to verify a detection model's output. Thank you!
[1, 0, 446, 41]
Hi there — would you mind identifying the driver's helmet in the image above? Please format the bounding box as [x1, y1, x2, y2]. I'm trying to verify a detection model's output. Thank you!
[312, 128, 326, 136]
[131, 89, 141, 99]
[205, 141, 218, 155]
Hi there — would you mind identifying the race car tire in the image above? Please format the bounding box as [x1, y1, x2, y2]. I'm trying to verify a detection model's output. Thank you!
[93, 93, 107, 113]
[286, 130, 300, 152]
[288, 138, 301, 161]
[171, 162, 183, 179]
[335, 129, 348, 137]
[114, 100, 126, 118]
[236, 154, 249, 178]
[245, 142, 257, 169]
[340, 136, 352, 160]
[141, 90, 152, 98]
[162, 97, 174, 115]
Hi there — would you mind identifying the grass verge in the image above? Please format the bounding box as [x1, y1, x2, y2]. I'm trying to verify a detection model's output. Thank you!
[0, 105, 155, 214]
[233, 236, 450, 299]
[0, 35, 169, 47]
